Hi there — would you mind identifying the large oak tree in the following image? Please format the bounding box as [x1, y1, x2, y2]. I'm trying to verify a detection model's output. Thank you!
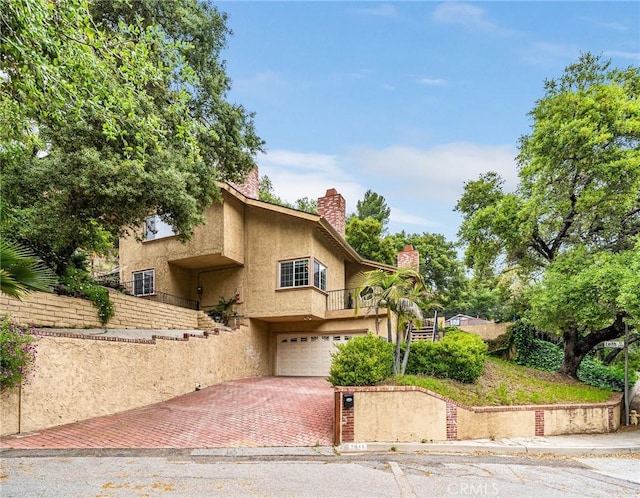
[456, 53, 640, 377]
[1, 0, 262, 274]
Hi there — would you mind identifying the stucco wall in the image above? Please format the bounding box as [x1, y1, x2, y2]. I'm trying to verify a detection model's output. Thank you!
[458, 322, 511, 340]
[118, 201, 229, 297]
[334, 387, 622, 444]
[223, 193, 246, 264]
[0, 321, 271, 435]
[543, 403, 620, 435]
[0, 291, 204, 330]
[458, 322, 511, 341]
[457, 407, 536, 439]
[354, 390, 447, 442]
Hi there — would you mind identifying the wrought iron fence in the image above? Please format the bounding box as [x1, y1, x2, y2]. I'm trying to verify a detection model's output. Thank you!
[326, 288, 378, 311]
[100, 278, 199, 311]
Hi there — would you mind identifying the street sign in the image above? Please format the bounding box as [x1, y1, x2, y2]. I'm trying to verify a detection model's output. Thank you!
[604, 341, 624, 348]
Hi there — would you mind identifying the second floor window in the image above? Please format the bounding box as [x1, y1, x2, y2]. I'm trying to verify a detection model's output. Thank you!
[314, 260, 327, 291]
[279, 258, 327, 291]
[145, 215, 176, 241]
[133, 269, 155, 296]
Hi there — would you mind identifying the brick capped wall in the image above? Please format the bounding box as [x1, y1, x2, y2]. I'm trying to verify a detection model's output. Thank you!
[0, 291, 202, 330]
[0, 322, 270, 435]
[318, 188, 346, 238]
[333, 386, 622, 444]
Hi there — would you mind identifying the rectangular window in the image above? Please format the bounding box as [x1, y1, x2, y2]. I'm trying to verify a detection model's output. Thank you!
[314, 260, 327, 291]
[279, 258, 309, 288]
[144, 215, 176, 241]
[278, 258, 327, 291]
[133, 269, 155, 296]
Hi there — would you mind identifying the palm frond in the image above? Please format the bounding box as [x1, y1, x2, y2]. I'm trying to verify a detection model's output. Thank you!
[0, 239, 57, 299]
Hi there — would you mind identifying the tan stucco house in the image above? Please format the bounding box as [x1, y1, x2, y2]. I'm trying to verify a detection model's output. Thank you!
[119, 169, 412, 376]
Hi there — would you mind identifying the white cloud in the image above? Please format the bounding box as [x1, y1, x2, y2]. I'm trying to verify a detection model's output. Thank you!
[432, 2, 515, 35]
[604, 50, 640, 62]
[347, 143, 519, 202]
[520, 42, 580, 67]
[419, 77, 447, 86]
[389, 206, 438, 228]
[255, 150, 365, 213]
[577, 16, 629, 32]
[254, 143, 518, 236]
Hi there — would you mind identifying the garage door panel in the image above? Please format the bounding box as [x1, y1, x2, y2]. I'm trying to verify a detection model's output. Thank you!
[277, 333, 362, 376]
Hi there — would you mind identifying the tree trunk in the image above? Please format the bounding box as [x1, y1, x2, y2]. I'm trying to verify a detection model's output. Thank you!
[558, 312, 629, 378]
[558, 328, 585, 378]
[400, 322, 413, 375]
[393, 320, 402, 375]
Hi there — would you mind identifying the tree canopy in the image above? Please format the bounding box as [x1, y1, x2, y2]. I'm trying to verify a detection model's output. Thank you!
[345, 217, 396, 264]
[390, 232, 466, 310]
[456, 53, 640, 377]
[1, 0, 263, 274]
[353, 189, 391, 230]
[257, 174, 318, 213]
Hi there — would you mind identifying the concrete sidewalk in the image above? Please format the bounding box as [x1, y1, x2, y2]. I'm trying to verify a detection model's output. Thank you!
[337, 428, 640, 456]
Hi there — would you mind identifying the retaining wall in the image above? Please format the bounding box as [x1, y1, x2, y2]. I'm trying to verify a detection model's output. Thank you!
[1, 323, 271, 436]
[334, 386, 622, 444]
[0, 290, 214, 330]
[0, 291, 270, 436]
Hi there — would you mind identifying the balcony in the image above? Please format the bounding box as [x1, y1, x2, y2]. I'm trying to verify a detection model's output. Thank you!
[326, 288, 376, 311]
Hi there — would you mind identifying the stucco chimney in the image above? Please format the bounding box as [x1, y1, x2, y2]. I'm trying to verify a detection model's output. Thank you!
[230, 167, 259, 199]
[317, 188, 346, 237]
[397, 244, 420, 272]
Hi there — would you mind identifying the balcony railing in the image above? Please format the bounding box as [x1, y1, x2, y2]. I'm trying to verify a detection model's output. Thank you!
[100, 278, 200, 311]
[326, 288, 377, 311]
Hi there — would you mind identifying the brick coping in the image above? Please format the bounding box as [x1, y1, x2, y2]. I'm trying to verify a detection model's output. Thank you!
[334, 385, 623, 412]
[33, 328, 224, 344]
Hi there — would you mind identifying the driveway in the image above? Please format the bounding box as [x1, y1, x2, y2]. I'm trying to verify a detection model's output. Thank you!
[0, 377, 334, 449]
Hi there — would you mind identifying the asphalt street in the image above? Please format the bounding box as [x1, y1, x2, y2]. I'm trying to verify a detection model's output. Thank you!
[1, 449, 639, 497]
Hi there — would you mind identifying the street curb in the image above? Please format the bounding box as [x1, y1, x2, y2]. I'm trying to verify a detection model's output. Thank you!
[190, 447, 337, 457]
[336, 442, 640, 456]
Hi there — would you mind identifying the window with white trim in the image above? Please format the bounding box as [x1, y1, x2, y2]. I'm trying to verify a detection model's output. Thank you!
[278, 258, 327, 291]
[133, 269, 155, 296]
[314, 260, 327, 291]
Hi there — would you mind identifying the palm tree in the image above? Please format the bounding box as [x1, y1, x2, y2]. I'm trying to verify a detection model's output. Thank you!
[353, 268, 430, 375]
[0, 239, 57, 299]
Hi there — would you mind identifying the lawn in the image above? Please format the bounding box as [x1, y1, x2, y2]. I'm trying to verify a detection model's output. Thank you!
[389, 357, 613, 406]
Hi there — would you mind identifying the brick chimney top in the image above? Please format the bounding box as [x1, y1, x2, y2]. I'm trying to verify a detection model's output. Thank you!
[317, 188, 346, 238]
[397, 245, 420, 272]
[229, 167, 259, 199]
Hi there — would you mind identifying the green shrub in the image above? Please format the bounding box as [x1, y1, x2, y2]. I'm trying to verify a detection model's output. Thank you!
[578, 357, 635, 391]
[327, 334, 394, 386]
[405, 332, 488, 383]
[59, 268, 114, 326]
[511, 320, 637, 391]
[0, 315, 38, 392]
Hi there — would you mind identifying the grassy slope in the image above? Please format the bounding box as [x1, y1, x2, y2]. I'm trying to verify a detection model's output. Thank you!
[390, 358, 612, 406]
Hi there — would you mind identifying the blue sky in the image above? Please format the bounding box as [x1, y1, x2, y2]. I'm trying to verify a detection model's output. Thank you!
[216, 1, 640, 241]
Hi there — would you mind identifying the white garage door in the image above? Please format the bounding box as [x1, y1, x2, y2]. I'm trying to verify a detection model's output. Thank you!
[276, 333, 362, 376]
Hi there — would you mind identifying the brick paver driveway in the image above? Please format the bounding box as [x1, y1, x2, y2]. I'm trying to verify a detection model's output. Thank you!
[0, 377, 334, 449]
